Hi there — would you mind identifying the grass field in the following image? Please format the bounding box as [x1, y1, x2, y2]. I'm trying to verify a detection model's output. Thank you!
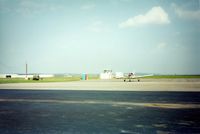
[0, 75, 200, 84]
[0, 77, 82, 84]
[143, 75, 200, 79]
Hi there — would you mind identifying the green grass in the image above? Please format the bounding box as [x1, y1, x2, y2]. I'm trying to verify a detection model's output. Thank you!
[87, 76, 99, 80]
[0, 75, 100, 84]
[1, 75, 199, 84]
[143, 75, 200, 79]
[0, 77, 80, 84]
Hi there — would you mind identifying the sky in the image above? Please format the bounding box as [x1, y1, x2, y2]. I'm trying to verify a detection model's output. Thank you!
[0, 0, 199, 74]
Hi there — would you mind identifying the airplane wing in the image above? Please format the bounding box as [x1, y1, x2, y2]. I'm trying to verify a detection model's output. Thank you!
[123, 74, 153, 82]
[132, 74, 153, 78]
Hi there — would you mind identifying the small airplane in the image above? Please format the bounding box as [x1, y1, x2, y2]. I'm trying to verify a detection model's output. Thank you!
[123, 73, 153, 82]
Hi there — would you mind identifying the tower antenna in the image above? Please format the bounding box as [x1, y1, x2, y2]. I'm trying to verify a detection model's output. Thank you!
[25, 62, 28, 79]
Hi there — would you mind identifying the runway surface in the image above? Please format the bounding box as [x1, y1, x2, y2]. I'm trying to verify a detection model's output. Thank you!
[1, 79, 200, 91]
[0, 90, 200, 134]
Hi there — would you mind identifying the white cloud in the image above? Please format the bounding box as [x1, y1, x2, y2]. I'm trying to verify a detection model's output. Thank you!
[0, 0, 63, 16]
[172, 3, 200, 21]
[157, 42, 167, 49]
[81, 4, 95, 10]
[87, 21, 108, 33]
[19, 0, 63, 12]
[119, 6, 170, 28]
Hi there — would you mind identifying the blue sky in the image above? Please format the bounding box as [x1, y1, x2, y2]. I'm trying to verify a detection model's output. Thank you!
[0, 0, 199, 74]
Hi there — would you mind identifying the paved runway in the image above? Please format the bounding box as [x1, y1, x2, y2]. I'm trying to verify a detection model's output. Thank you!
[1, 79, 200, 91]
[0, 90, 200, 134]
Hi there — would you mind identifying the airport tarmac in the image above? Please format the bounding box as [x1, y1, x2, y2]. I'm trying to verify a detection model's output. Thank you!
[0, 79, 200, 91]
[0, 90, 200, 134]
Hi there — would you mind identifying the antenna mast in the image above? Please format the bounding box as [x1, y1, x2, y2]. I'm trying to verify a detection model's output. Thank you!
[25, 62, 28, 79]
